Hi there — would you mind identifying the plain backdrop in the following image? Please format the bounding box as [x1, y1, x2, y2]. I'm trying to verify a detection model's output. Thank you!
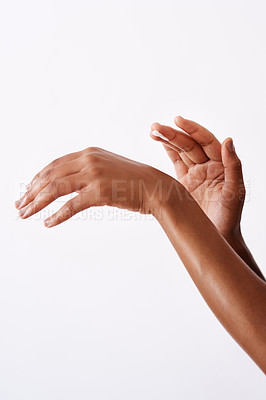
[1, 0, 266, 399]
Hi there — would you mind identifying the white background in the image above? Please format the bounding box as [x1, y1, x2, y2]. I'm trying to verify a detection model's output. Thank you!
[1, 0, 266, 399]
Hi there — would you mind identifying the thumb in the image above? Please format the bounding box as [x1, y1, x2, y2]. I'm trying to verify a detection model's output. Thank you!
[221, 138, 245, 202]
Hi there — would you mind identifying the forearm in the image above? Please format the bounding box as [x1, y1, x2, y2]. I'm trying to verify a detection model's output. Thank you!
[154, 187, 266, 372]
[224, 231, 265, 281]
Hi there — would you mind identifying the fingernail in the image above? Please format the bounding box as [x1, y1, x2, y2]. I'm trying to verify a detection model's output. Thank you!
[18, 208, 25, 218]
[44, 219, 51, 227]
[15, 199, 22, 208]
[18, 196, 28, 209]
[151, 130, 170, 142]
[227, 139, 235, 152]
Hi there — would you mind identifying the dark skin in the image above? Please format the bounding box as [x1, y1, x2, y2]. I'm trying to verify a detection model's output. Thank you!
[151, 117, 264, 280]
[15, 116, 266, 372]
[151, 116, 241, 237]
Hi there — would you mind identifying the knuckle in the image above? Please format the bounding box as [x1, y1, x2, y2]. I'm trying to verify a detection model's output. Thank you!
[86, 146, 101, 153]
[50, 157, 60, 168]
[49, 179, 58, 193]
[42, 169, 53, 182]
[33, 172, 40, 183]
[89, 165, 102, 178]
[25, 187, 32, 198]
[64, 202, 75, 216]
[231, 157, 242, 170]
[82, 147, 104, 166]
[84, 152, 100, 165]
[182, 141, 197, 153]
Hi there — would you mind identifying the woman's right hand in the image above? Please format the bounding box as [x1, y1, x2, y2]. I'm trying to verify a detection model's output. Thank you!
[15, 147, 177, 227]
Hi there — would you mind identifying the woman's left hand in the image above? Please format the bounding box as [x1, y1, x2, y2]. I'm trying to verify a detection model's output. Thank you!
[150, 116, 245, 241]
[15, 147, 174, 227]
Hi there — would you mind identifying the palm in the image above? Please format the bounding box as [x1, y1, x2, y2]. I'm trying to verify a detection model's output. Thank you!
[151, 117, 244, 237]
[178, 160, 231, 234]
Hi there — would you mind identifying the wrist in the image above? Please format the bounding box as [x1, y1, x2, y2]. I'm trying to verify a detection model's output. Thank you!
[150, 176, 192, 222]
[222, 227, 245, 252]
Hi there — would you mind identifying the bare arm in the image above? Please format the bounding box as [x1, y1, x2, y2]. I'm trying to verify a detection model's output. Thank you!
[225, 231, 265, 281]
[155, 186, 266, 372]
[15, 144, 266, 372]
[150, 116, 265, 281]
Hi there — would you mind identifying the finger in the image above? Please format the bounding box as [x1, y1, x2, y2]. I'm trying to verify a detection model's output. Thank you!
[162, 144, 188, 178]
[174, 116, 221, 161]
[44, 194, 90, 228]
[15, 159, 82, 210]
[162, 141, 195, 168]
[151, 123, 208, 164]
[179, 152, 195, 167]
[221, 138, 245, 204]
[161, 140, 195, 168]
[151, 129, 195, 169]
[150, 128, 194, 169]
[18, 173, 85, 219]
[28, 149, 85, 189]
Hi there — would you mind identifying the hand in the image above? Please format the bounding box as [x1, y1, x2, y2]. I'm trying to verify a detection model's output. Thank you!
[15, 147, 173, 227]
[150, 116, 245, 240]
